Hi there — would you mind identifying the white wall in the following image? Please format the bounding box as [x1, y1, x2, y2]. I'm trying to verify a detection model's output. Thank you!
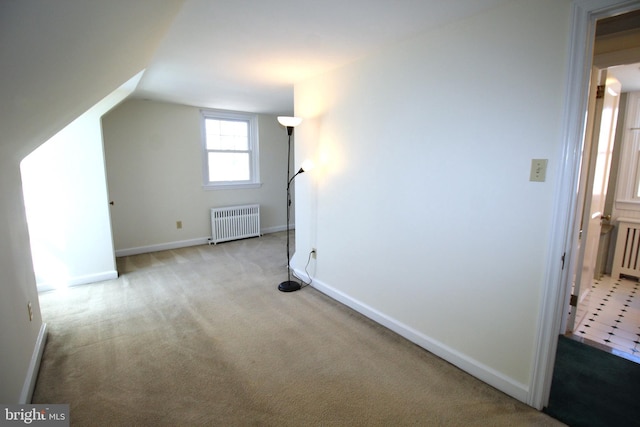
[20, 76, 141, 291]
[0, 0, 182, 403]
[293, 0, 571, 403]
[0, 154, 44, 404]
[102, 99, 290, 254]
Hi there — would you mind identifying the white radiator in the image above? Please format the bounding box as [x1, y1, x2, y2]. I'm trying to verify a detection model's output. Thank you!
[209, 204, 260, 244]
[611, 218, 640, 280]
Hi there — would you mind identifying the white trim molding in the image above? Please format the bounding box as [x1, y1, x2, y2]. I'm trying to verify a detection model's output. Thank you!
[261, 225, 289, 234]
[529, 0, 640, 410]
[37, 271, 118, 292]
[114, 229, 290, 257]
[115, 237, 210, 257]
[19, 323, 47, 404]
[295, 268, 530, 403]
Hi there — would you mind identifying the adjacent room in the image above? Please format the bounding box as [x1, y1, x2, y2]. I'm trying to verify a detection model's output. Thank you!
[2, 0, 639, 425]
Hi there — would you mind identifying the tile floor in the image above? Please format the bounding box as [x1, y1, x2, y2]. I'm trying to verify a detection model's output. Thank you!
[571, 274, 640, 362]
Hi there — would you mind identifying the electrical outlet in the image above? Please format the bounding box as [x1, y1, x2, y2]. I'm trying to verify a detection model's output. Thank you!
[27, 301, 33, 321]
[311, 248, 317, 258]
[176, 221, 182, 229]
[530, 159, 548, 182]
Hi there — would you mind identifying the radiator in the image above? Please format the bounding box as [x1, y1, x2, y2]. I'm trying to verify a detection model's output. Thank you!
[209, 204, 260, 244]
[611, 218, 640, 280]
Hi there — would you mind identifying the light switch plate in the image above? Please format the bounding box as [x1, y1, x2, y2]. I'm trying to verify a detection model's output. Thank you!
[530, 159, 548, 182]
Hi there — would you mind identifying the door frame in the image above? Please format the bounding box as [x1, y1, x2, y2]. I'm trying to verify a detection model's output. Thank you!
[529, 0, 640, 410]
[563, 66, 607, 334]
[564, 69, 623, 334]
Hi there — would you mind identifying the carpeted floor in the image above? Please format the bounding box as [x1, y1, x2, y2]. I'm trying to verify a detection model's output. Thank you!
[32, 232, 563, 426]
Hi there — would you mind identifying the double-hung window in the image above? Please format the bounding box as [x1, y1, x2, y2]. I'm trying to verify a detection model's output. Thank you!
[615, 92, 640, 208]
[201, 110, 260, 189]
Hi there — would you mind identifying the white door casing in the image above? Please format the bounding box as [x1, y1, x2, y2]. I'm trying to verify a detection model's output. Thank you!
[528, 0, 640, 410]
[568, 73, 621, 332]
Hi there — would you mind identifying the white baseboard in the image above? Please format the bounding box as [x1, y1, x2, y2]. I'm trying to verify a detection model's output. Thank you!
[37, 270, 118, 292]
[114, 228, 290, 257]
[115, 237, 210, 257]
[294, 268, 530, 405]
[261, 225, 288, 234]
[20, 323, 47, 404]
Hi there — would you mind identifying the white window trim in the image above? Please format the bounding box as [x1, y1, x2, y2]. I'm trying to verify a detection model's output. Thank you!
[200, 109, 261, 190]
[615, 91, 640, 210]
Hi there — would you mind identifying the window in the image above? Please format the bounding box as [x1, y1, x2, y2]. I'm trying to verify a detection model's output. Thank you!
[615, 92, 640, 209]
[201, 110, 260, 189]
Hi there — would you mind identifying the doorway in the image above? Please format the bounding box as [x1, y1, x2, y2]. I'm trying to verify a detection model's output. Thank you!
[564, 9, 640, 361]
[542, 9, 640, 420]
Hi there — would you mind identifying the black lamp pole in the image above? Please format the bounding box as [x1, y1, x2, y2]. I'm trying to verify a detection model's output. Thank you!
[278, 125, 304, 292]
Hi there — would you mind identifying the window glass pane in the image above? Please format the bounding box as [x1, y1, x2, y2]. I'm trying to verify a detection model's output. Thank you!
[208, 152, 250, 182]
[205, 120, 220, 149]
[220, 120, 247, 137]
[219, 134, 248, 150]
[205, 119, 248, 150]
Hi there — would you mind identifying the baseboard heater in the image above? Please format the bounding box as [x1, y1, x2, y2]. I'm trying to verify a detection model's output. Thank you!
[612, 217, 640, 280]
[209, 204, 260, 245]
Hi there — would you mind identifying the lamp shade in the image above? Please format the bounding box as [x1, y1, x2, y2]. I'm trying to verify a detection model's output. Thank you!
[277, 116, 302, 128]
[300, 159, 315, 173]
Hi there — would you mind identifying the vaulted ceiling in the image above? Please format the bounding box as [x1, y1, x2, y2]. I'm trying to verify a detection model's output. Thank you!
[132, 0, 512, 114]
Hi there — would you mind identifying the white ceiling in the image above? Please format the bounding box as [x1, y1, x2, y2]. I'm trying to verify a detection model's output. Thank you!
[608, 63, 640, 92]
[133, 0, 510, 114]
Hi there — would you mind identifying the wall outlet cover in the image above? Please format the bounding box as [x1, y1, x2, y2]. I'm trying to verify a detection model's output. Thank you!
[530, 159, 548, 182]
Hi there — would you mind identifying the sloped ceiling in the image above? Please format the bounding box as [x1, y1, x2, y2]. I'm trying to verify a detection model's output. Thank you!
[133, 0, 512, 114]
[0, 0, 184, 158]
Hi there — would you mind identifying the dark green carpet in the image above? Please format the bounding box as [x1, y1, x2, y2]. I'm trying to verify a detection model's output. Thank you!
[544, 335, 640, 426]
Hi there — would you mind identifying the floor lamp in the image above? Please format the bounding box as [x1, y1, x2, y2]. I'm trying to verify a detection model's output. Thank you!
[277, 116, 303, 292]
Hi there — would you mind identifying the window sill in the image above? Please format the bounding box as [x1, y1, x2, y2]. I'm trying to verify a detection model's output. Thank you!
[203, 182, 262, 191]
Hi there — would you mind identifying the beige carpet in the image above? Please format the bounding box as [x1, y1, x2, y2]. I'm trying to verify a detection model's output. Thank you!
[33, 232, 563, 426]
